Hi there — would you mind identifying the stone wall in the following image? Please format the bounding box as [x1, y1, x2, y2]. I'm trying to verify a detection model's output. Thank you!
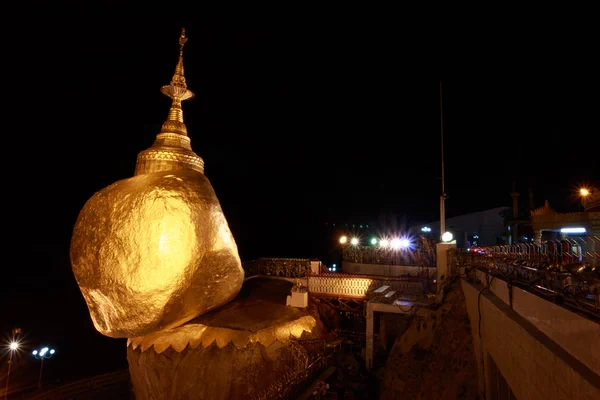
[462, 276, 600, 400]
[379, 280, 479, 399]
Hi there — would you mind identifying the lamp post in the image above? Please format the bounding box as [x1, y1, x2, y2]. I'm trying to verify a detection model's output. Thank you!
[32, 347, 55, 389]
[4, 341, 19, 400]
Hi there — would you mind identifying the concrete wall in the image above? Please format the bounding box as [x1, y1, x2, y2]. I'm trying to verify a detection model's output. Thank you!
[342, 262, 435, 278]
[461, 275, 600, 399]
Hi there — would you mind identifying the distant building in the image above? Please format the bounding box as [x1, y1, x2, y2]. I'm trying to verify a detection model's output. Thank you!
[507, 183, 600, 243]
[409, 206, 511, 248]
[530, 191, 600, 242]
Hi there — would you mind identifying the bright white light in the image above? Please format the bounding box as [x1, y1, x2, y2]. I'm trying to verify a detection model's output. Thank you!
[370, 238, 377, 245]
[560, 227, 586, 233]
[421, 227, 431, 232]
[32, 350, 38, 355]
[332, 264, 336, 268]
[40, 347, 48, 357]
[441, 232, 453, 242]
[390, 238, 401, 249]
[9, 342, 18, 350]
[339, 236, 347, 244]
[379, 239, 389, 248]
[49, 349, 55, 355]
[399, 238, 410, 248]
[580, 188, 590, 197]
[350, 238, 359, 245]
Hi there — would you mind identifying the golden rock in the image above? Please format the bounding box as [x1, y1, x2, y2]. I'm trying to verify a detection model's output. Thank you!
[70, 28, 244, 338]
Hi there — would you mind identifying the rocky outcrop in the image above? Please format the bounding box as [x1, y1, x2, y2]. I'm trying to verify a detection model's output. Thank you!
[379, 279, 479, 399]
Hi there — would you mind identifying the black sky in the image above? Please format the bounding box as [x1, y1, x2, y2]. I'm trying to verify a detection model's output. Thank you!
[2, 17, 598, 380]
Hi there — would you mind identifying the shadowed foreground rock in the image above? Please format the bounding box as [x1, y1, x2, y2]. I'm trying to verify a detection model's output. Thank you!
[379, 279, 479, 399]
[127, 278, 325, 400]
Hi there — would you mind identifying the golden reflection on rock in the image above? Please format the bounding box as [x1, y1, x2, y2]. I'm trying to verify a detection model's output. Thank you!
[70, 28, 244, 338]
[126, 298, 317, 353]
[127, 315, 316, 353]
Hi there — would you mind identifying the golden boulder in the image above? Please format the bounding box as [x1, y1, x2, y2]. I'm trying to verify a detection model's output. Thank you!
[70, 28, 244, 338]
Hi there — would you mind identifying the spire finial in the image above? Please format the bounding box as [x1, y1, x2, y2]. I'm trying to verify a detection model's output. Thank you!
[159, 27, 194, 136]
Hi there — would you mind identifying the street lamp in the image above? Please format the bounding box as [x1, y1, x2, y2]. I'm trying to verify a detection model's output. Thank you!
[339, 236, 347, 244]
[579, 187, 590, 208]
[4, 341, 19, 400]
[32, 347, 56, 388]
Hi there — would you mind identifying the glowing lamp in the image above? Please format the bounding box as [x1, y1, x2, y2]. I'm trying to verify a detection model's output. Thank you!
[441, 232, 453, 242]
[390, 238, 401, 249]
[9, 342, 18, 350]
[370, 238, 377, 245]
[339, 236, 347, 244]
[399, 238, 410, 248]
[580, 188, 590, 197]
[379, 239, 389, 248]
[350, 238, 359, 245]
[560, 227, 586, 233]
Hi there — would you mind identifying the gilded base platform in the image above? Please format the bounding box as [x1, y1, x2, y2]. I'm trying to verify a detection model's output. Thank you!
[126, 278, 324, 400]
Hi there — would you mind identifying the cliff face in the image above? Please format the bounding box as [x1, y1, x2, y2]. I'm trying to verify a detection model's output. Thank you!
[379, 280, 480, 400]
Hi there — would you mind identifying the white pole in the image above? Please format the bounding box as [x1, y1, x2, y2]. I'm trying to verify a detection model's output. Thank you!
[439, 81, 447, 239]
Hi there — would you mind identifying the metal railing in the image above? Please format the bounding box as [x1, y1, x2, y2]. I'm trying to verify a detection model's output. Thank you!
[341, 236, 436, 267]
[243, 258, 312, 278]
[451, 236, 600, 318]
[23, 370, 130, 400]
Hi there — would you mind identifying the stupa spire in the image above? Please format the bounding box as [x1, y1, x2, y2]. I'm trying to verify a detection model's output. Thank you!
[134, 28, 205, 176]
[160, 28, 194, 136]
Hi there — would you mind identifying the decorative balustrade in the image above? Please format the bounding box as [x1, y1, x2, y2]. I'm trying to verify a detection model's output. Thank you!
[308, 272, 426, 298]
[243, 258, 311, 278]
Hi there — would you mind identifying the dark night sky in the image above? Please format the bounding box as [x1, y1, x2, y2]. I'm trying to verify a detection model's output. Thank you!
[1, 17, 598, 381]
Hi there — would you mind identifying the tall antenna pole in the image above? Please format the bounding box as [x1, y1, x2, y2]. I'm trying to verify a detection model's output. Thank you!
[439, 81, 447, 238]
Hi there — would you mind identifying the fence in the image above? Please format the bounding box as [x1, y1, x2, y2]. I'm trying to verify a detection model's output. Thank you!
[243, 258, 312, 278]
[451, 235, 600, 318]
[23, 370, 130, 400]
[341, 236, 436, 267]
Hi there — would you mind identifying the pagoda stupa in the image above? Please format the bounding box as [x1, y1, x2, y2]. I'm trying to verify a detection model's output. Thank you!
[70, 28, 320, 399]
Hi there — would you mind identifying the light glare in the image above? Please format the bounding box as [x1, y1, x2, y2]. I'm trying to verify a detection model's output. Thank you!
[379, 239, 389, 247]
[560, 227, 586, 233]
[399, 238, 410, 248]
[441, 232, 453, 242]
[9, 342, 18, 350]
[370, 238, 377, 245]
[350, 237, 359, 245]
[390, 238, 401, 249]
[580, 188, 590, 197]
[339, 236, 347, 244]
